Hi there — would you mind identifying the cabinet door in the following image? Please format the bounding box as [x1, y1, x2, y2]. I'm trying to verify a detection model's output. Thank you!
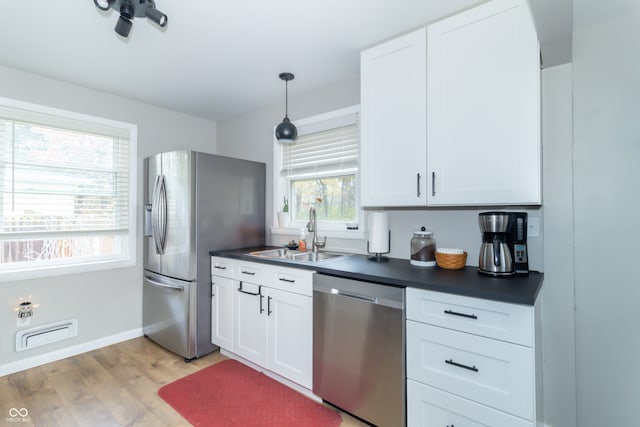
[361, 27, 427, 207]
[426, 0, 541, 205]
[266, 288, 312, 389]
[234, 281, 267, 366]
[211, 276, 235, 350]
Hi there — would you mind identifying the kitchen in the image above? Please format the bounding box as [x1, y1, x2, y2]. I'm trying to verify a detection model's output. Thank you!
[0, 0, 639, 426]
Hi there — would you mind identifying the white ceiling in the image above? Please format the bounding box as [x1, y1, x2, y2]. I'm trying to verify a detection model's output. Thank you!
[0, 0, 572, 122]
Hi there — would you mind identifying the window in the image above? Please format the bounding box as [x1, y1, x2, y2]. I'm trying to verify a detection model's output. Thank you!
[275, 105, 360, 231]
[0, 98, 137, 281]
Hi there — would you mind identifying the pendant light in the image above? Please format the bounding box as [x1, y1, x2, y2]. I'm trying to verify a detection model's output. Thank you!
[275, 72, 297, 144]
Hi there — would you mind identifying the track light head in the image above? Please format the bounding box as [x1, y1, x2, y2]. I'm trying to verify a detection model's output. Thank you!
[115, 15, 133, 37]
[119, 0, 134, 19]
[94, 0, 114, 11]
[146, 5, 168, 27]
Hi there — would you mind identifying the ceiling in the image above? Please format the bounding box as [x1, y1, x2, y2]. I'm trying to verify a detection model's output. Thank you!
[0, 0, 572, 122]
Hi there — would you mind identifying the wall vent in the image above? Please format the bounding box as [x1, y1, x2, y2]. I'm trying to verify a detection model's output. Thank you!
[15, 319, 78, 352]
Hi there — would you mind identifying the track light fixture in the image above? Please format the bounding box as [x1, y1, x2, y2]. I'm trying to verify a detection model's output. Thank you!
[275, 73, 298, 144]
[93, 0, 167, 38]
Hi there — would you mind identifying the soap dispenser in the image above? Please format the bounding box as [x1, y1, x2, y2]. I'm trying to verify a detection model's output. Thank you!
[298, 228, 307, 251]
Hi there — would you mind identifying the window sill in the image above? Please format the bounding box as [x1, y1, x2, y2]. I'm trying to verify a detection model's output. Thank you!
[0, 257, 136, 283]
[271, 226, 367, 241]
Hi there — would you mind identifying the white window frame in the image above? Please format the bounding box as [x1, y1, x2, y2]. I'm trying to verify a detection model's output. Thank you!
[273, 105, 364, 236]
[0, 97, 137, 282]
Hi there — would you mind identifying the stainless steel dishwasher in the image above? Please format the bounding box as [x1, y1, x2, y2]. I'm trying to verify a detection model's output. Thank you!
[313, 273, 405, 427]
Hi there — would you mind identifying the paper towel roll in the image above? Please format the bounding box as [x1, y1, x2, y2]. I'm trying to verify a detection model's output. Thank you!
[368, 211, 390, 253]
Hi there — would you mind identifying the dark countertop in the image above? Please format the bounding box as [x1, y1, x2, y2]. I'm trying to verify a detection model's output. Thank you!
[210, 246, 543, 306]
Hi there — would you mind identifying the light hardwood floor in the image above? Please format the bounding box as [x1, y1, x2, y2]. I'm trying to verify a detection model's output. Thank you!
[1, 337, 368, 427]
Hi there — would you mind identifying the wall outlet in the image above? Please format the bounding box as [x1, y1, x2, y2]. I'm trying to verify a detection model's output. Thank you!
[528, 217, 540, 237]
[17, 317, 31, 327]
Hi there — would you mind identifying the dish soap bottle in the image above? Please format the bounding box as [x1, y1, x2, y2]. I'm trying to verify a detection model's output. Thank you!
[298, 229, 307, 251]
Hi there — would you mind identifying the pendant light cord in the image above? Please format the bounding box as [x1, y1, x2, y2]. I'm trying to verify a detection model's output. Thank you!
[285, 80, 289, 119]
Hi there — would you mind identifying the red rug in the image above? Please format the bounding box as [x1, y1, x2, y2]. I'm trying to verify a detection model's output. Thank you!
[158, 359, 342, 427]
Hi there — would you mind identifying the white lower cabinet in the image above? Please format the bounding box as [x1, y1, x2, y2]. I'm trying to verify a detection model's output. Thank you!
[211, 256, 313, 390]
[265, 287, 312, 388]
[407, 380, 533, 427]
[211, 275, 236, 351]
[234, 281, 268, 366]
[406, 288, 539, 427]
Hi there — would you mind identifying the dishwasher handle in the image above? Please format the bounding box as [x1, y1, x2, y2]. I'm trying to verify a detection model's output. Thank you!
[314, 274, 404, 310]
[330, 288, 377, 303]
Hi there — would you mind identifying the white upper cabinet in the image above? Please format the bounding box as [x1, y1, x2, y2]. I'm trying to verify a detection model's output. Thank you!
[426, 0, 541, 205]
[360, 27, 427, 207]
[359, 0, 541, 207]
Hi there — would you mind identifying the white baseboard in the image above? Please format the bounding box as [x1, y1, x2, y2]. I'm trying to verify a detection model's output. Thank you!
[0, 328, 143, 377]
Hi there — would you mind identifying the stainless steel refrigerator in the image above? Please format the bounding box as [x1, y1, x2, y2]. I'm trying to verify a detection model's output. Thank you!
[143, 150, 265, 360]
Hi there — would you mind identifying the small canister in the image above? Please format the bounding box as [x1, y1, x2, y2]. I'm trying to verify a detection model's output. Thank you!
[410, 227, 436, 267]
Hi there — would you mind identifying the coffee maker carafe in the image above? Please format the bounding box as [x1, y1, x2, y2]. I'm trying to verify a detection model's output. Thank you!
[478, 212, 529, 277]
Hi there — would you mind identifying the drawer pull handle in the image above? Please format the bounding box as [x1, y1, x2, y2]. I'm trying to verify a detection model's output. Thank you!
[445, 359, 478, 372]
[241, 270, 256, 276]
[214, 265, 227, 270]
[444, 309, 477, 319]
[279, 277, 296, 283]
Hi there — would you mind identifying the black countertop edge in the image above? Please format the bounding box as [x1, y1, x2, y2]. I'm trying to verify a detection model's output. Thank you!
[210, 247, 544, 306]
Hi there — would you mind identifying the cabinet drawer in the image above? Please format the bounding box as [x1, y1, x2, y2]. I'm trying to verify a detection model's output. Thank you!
[407, 379, 533, 427]
[407, 321, 534, 420]
[211, 256, 235, 278]
[234, 261, 270, 284]
[271, 267, 314, 296]
[406, 288, 533, 346]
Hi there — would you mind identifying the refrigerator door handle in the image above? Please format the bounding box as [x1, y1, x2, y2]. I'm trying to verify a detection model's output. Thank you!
[157, 175, 168, 253]
[145, 276, 185, 292]
[151, 175, 162, 254]
[151, 175, 168, 255]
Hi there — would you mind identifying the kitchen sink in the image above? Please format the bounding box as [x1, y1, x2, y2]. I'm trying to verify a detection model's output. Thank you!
[248, 248, 348, 263]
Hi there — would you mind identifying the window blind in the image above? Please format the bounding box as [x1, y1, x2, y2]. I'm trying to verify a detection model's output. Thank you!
[281, 118, 359, 177]
[0, 112, 130, 239]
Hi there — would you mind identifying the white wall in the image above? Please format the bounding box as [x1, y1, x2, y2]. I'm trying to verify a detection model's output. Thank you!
[0, 65, 217, 370]
[541, 63, 576, 427]
[572, 2, 640, 425]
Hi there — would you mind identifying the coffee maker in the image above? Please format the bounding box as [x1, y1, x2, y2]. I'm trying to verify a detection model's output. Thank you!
[478, 211, 529, 277]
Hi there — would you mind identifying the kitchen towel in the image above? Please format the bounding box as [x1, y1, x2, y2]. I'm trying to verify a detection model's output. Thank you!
[368, 211, 390, 253]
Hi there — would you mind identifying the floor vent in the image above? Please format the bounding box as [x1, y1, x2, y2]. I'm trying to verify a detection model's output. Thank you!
[15, 319, 78, 352]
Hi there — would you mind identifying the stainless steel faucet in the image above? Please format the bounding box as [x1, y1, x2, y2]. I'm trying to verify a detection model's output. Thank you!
[307, 206, 326, 252]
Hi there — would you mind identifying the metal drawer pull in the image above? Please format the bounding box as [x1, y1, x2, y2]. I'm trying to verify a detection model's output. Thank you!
[444, 309, 477, 319]
[241, 270, 256, 276]
[268, 296, 273, 315]
[445, 359, 479, 372]
[260, 294, 265, 313]
[417, 173, 421, 197]
[237, 282, 261, 296]
[279, 277, 296, 283]
[214, 265, 227, 270]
